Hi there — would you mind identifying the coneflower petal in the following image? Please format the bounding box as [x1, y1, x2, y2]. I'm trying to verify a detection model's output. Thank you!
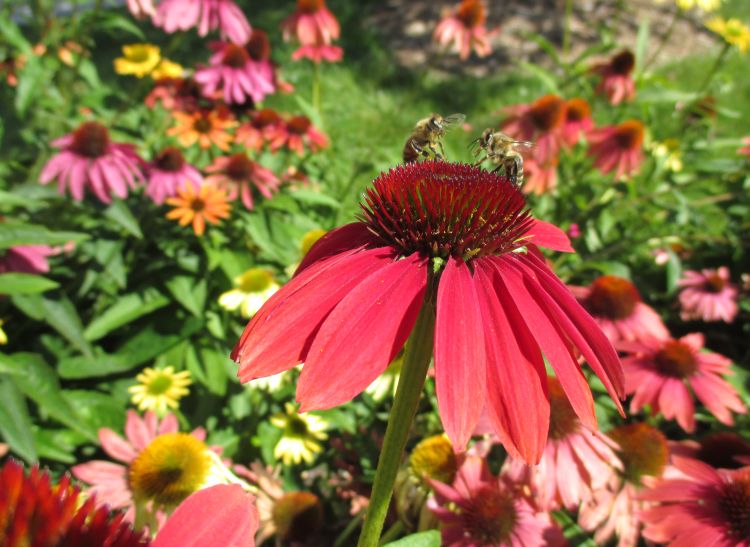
[295, 222, 378, 275]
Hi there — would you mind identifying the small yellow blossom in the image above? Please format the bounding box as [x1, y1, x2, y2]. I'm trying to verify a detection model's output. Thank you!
[114, 43, 162, 78]
[300, 229, 327, 256]
[676, 0, 722, 11]
[151, 58, 184, 80]
[218, 268, 280, 318]
[129, 366, 192, 415]
[0, 319, 7, 345]
[707, 17, 750, 53]
[270, 403, 328, 465]
[651, 139, 683, 172]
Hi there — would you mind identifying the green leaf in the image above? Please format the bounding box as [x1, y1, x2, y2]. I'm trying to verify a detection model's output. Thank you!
[104, 199, 143, 239]
[289, 189, 342, 209]
[0, 376, 37, 462]
[63, 390, 126, 433]
[518, 61, 560, 93]
[33, 429, 80, 464]
[84, 288, 170, 341]
[186, 344, 231, 396]
[14, 293, 94, 356]
[0, 15, 31, 52]
[90, 11, 146, 40]
[635, 19, 650, 73]
[665, 250, 682, 294]
[0, 190, 37, 209]
[0, 222, 88, 249]
[165, 276, 207, 317]
[0, 273, 59, 295]
[383, 531, 441, 547]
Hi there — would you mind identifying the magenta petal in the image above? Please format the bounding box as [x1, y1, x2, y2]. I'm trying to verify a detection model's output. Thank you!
[98, 428, 137, 463]
[233, 247, 396, 382]
[296, 253, 427, 411]
[295, 222, 379, 276]
[434, 258, 486, 450]
[524, 219, 574, 252]
[474, 260, 550, 464]
[124, 410, 153, 452]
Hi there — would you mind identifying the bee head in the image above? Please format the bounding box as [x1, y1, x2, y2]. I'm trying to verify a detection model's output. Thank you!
[428, 115, 444, 132]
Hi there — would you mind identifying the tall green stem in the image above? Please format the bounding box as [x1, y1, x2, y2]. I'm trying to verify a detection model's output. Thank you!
[356, 290, 436, 547]
[698, 43, 730, 94]
[643, 9, 679, 71]
[562, 0, 574, 61]
[311, 61, 321, 114]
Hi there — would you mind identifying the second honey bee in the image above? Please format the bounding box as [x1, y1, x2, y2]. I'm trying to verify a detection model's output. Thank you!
[403, 113, 465, 163]
[472, 129, 534, 187]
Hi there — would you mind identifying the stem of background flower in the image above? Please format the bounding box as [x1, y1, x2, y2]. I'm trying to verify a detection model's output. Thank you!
[562, 0, 574, 61]
[642, 9, 679, 72]
[356, 290, 437, 547]
[698, 43, 730, 94]
[333, 512, 364, 547]
[312, 61, 321, 114]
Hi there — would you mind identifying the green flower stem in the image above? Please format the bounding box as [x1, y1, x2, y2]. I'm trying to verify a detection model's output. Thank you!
[356, 289, 437, 547]
[312, 61, 321, 114]
[562, 0, 574, 61]
[698, 42, 730, 94]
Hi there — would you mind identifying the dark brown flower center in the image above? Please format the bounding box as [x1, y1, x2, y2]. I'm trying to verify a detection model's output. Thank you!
[461, 485, 516, 544]
[246, 30, 270, 61]
[297, 0, 324, 14]
[287, 115, 312, 134]
[613, 120, 645, 150]
[610, 50, 635, 75]
[222, 44, 250, 68]
[565, 98, 590, 122]
[547, 377, 579, 440]
[253, 108, 282, 128]
[272, 492, 323, 542]
[528, 95, 566, 132]
[154, 147, 185, 172]
[456, 0, 486, 27]
[719, 468, 750, 541]
[704, 274, 726, 293]
[609, 423, 668, 485]
[653, 341, 698, 378]
[696, 433, 750, 470]
[70, 121, 110, 158]
[225, 154, 254, 181]
[360, 161, 532, 262]
[190, 198, 206, 213]
[193, 114, 213, 134]
[585, 275, 640, 320]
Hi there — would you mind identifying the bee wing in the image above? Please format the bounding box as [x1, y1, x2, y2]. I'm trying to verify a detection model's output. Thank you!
[442, 113, 467, 127]
[512, 140, 535, 150]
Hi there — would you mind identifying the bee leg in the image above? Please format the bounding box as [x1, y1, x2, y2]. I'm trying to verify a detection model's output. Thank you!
[438, 141, 447, 160]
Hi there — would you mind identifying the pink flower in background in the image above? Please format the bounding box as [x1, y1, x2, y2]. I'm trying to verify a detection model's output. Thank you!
[522, 157, 558, 195]
[127, 0, 156, 19]
[433, 0, 497, 60]
[235, 108, 284, 151]
[195, 34, 275, 105]
[570, 275, 669, 344]
[145, 77, 204, 112]
[620, 333, 746, 432]
[145, 147, 203, 205]
[678, 267, 738, 323]
[587, 120, 645, 179]
[501, 94, 566, 165]
[269, 115, 329, 155]
[739, 136, 750, 156]
[640, 457, 750, 547]
[39, 121, 144, 203]
[291, 44, 343, 63]
[561, 97, 594, 147]
[204, 153, 280, 210]
[567, 223, 581, 239]
[0, 245, 53, 274]
[503, 376, 622, 510]
[281, 0, 340, 46]
[154, 0, 251, 45]
[428, 456, 566, 546]
[592, 50, 637, 105]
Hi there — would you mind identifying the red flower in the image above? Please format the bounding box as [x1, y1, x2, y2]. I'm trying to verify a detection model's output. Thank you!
[204, 153, 280, 210]
[281, 0, 343, 63]
[587, 120, 645, 179]
[268, 115, 328, 156]
[592, 50, 636, 105]
[232, 161, 624, 463]
[561, 97, 594, 147]
[501, 94, 567, 165]
[433, 0, 498, 61]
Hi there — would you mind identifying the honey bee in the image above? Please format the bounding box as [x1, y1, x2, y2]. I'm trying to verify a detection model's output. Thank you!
[472, 129, 534, 187]
[402, 113, 466, 163]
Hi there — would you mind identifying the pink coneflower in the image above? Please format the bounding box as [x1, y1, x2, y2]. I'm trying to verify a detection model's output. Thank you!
[154, 0, 251, 45]
[640, 457, 750, 547]
[561, 97, 594, 148]
[501, 94, 566, 165]
[145, 147, 202, 205]
[235, 108, 284, 151]
[567, 224, 581, 239]
[503, 376, 622, 510]
[428, 456, 565, 546]
[0, 245, 53, 274]
[587, 120, 645, 179]
[579, 423, 669, 547]
[268, 115, 328, 156]
[570, 275, 668, 344]
[195, 33, 276, 105]
[291, 44, 343, 63]
[231, 161, 625, 463]
[522, 157, 558, 195]
[281, 0, 343, 62]
[433, 0, 497, 61]
[592, 50, 636, 105]
[39, 121, 144, 203]
[204, 153, 280, 210]
[677, 267, 739, 323]
[127, 0, 156, 19]
[671, 432, 750, 471]
[739, 136, 750, 156]
[620, 333, 746, 432]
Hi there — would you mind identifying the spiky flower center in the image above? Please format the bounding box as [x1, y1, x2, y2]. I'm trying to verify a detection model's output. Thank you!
[565, 98, 590, 122]
[704, 273, 726, 293]
[409, 435, 457, 485]
[128, 433, 211, 507]
[529, 95, 566, 132]
[719, 468, 750, 541]
[222, 44, 250, 68]
[246, 30, 271, 61]
[70, 122, 110, 158]
[653, 340, 698, 378]
[272, 492, 323, 541]
[610, 50, 635, 75]
[193, 114, 213, 134]
[613, 120, 645, 150]
[456, 0, 486, 27]
[286, 414, 312, 437]
[585, 275, 640, 319]
[236, 268, 274, 293]
[609, 423, 668, 485]
[287, 115, 312, 134]
[547, 377, 579, 440]
[225, 154, 255, 181]
[154, 147, 185, 172]
[461, 485, 516, 544]
[697, 433, 750, 470]
[254, 108, 282, 128]
[144, 372, 175, 395]
[360, 161, 532, 263]
[297, 0, 324, 14]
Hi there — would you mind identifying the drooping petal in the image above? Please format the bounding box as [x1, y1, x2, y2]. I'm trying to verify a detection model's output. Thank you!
[98, 428, 137, 463]
[296, 253, 428, 411]
[524, 219, 574, 252]
[434, 257, 486, 450]
[295, 222, 379, 275]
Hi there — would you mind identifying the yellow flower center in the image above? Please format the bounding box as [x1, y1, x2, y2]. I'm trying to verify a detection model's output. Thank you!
[653, 340, 698, 378]
[409, 435, 457, 485]
[609, 423, 668, 485]
[300, 229, 327, 256]
[127, 45, 155, 63]
[236, 268, 274, 292]
[129, 433, 211, 507]
[145, 372, 175, 395]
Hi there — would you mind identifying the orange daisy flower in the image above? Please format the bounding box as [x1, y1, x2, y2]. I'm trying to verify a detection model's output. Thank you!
[168, 108, 237, 151]
[166, 184, 231, 236]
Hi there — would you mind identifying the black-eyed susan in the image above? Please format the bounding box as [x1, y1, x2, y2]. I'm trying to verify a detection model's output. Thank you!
[128, 366, 192, 415]
[219, 267, 280, 318]
[168, 108, 237, 151]
[114, 43, 162, 78]
[151, 58, 184, 80]
[165, 184, 231, 237]
[707, 17, 750, 53]
[269, 403, 328, 465]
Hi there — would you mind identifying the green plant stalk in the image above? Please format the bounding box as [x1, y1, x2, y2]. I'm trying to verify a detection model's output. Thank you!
[356, 290, 436, 547]
[562, 0, 574, 61]
[312, 61, 321, 114]
[643, 8, 679, 71]
[698, 42, 730, 94]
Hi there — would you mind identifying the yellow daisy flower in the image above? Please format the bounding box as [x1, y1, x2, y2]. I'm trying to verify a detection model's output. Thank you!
[285, 228, 328, 277]
[651, 139, 683, 172]
[218, 267, 280, 318]
[0, 319, 7, 345]
[676, 0, 721, 11]
[707, 17, 750, 53]
[270, 403, 328, 465]
[151, 58, 184, 80]
[129, 366, 192, 415]
[114, 43, 162, 78]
